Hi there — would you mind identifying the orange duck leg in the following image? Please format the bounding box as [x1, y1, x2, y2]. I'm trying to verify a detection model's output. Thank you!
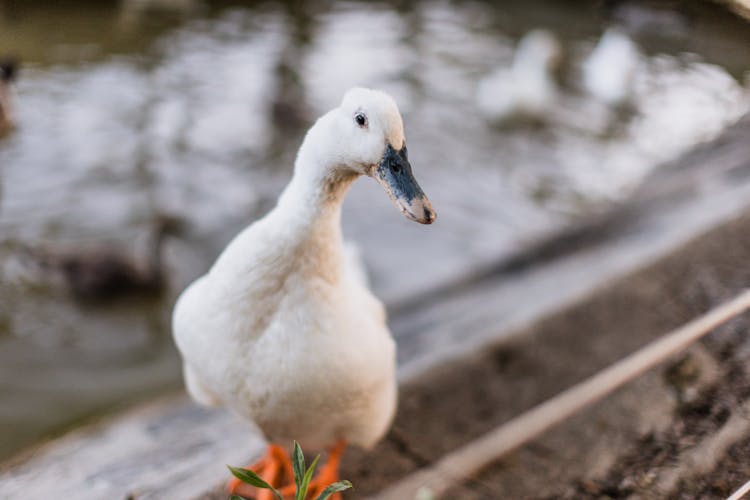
[228, 444, 296, 500]
[307, 440, 347, 500]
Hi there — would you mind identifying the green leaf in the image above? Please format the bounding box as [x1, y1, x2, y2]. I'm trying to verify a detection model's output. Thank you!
[292, 441, 306, 494]
[229, 496, 248, 500]
[298, 454, 321, 500]
[314, 480, 353, 500]
[227, 465, 283, 500]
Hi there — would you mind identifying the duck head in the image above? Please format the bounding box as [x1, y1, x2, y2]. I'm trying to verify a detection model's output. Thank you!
[513, 30, 562, 75]
[304, 87, 436, 224]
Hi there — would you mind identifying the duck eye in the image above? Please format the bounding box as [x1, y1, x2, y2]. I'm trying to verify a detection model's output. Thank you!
[354, 112, 367, 128]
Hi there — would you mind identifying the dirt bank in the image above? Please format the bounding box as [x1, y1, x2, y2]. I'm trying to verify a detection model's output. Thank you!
[335, 209, 750, 499]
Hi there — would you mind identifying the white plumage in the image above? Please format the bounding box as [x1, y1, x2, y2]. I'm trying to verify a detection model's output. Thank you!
[582, 28, 640, 106]
[476, 29, 562, 123]
[172, 88, 434, 452]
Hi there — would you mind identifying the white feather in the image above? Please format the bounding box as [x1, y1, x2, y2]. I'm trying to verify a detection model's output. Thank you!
[476, 30, 562, 123]
[582, 28, 640, 106]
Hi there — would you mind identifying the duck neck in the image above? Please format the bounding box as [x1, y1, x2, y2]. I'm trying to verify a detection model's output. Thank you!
[270, 139, 358, 284]
[513, 56, 547, 81]
[277, 163, 356, 243]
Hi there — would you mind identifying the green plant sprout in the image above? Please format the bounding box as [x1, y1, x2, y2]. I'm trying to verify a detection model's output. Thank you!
[228, 441, 352, 500]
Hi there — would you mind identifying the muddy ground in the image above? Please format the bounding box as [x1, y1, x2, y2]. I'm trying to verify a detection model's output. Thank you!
[334, 209, 750, 499]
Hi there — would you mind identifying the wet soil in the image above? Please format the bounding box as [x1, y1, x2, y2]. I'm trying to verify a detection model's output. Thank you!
[337, 209, 750, 499]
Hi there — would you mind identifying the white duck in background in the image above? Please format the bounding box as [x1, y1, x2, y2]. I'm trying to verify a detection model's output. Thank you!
[476, 29, 562, 124]
[172, 88, 435, 499]
[582, 28, 640, 107]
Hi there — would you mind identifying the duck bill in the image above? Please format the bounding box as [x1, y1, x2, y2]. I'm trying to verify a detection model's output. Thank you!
[371, 144, 436, 224]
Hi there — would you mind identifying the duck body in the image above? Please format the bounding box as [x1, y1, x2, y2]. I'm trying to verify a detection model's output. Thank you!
[174, 189, 396, 449]
[173, 88, 435, 454]
[582, 28, 640, 106]
[476, 30, 561, 124]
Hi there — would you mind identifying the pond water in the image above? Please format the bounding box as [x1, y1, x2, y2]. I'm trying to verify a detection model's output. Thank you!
[0, 0, 749, 460]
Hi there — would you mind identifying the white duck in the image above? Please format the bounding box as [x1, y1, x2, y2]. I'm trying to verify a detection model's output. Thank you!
[582, 28, 640, 106]
[172, 88, 435, 499]
[476, 29, 562, 124]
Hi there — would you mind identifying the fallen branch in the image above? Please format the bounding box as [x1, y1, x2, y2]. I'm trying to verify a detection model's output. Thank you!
[728, 478, 750, 500]
[371, 289, 750, 500]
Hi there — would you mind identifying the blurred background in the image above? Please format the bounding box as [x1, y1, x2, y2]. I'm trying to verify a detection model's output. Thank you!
[1, 0, 749, 463]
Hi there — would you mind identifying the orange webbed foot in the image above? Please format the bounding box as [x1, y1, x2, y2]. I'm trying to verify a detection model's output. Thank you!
[307, 440, 347, 500]
[228, 444, 296, 500]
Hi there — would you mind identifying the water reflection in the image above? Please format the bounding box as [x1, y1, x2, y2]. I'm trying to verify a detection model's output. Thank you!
[266, 0, 316, 155]
[0, 59, 17, 140]
[0, 0, 749, 460]
[18, 214, 183, 302]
